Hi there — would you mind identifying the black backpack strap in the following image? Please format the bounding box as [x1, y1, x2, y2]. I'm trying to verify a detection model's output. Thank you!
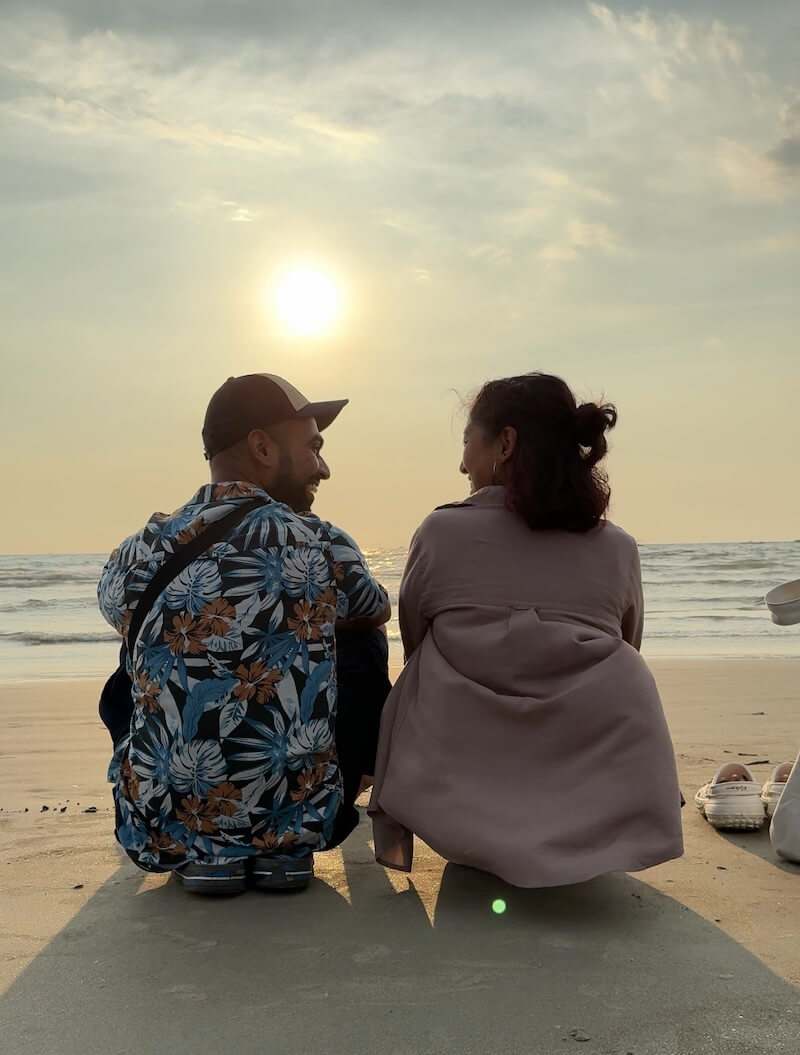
[127, 497, 263, 650]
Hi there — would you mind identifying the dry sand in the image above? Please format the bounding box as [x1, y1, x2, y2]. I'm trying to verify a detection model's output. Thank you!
[1, 659, 799, 1054]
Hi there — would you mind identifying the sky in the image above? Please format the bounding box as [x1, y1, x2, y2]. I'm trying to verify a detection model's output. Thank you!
[1, 0, 799, 553]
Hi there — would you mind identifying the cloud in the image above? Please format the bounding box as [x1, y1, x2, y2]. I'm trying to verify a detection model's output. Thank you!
[468, 244, 512, 266]
[588, 4, 743, 66]
[587, 2, 617, 34]
[540, 220, 618, 261]
[0, 2, 797, 279]
[706, 19, 743, 64]
[765, 102, 800, 172]
[717, 140, 789, 200]
[293, 113, 378, 150]
[173, 195, 261, 223]
[2, 93, 292, 155]
[644, 62, 675, 103]
[539, 244, 579, 262]
[588, 4, 745, 107]
[754, 234, 800, 254]
[768, 136, 800, 169]
[0, 18, 294, 157]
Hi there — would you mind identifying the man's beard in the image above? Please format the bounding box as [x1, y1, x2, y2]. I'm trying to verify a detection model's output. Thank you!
[271, 450, 318, 514]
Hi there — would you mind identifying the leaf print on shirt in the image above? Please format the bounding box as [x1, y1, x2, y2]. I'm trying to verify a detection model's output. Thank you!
[130, 718, 173, 799]
[286, 718, 335, 771]
[97, 565, 127, 633]
[169, 740, 228, 796]
[164, 559, 222, 616]
[225, 549, 284, 602]
[229, 713, 289, 781]
[219, 697, 248, 738]
[282, 547, 331, 600]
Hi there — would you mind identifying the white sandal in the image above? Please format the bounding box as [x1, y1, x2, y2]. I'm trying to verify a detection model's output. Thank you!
[694, 763, 765, 831]
[760, 761, 794, 819]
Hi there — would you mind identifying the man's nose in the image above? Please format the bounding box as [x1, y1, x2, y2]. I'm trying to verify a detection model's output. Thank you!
[459, 461, 467, 475]
[318, 456, 331, 480]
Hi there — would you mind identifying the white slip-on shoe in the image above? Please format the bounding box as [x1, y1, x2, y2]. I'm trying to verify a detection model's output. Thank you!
[694, 762, 765, 831]
[761, 761, 794, 819]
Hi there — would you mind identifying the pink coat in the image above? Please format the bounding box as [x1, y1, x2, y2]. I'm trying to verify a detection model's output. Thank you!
[369, 487, 684, 887]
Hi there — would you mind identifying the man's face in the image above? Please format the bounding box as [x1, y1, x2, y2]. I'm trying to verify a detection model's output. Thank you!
[268, 417, 330, 513]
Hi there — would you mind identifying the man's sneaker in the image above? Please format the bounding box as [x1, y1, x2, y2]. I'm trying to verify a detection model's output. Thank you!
[694, 763, 765, 831]
[173, 860, 247, 896]
[761, 761, 794, 818]
[251, 854, 314, 891]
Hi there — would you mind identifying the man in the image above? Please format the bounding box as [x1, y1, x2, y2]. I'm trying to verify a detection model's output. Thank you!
[98, 373, 390, 895]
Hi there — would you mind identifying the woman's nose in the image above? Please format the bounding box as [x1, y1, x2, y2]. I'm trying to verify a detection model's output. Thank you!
[459, 461, 467, 475]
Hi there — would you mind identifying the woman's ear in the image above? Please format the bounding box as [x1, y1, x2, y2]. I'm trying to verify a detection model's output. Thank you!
[500, 425, 518, 461]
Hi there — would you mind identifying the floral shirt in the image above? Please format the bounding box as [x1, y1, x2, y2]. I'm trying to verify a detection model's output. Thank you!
[97, 481, 388, 871]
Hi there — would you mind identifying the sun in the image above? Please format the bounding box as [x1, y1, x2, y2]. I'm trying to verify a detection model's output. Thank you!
[272, 266, 342, 337]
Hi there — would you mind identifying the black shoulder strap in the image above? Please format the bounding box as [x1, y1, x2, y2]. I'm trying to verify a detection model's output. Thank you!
[128, 498, 263, 650]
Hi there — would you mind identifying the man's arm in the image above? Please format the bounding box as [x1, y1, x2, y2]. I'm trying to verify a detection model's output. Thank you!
[325, 524, 391, 627]
[97, 541, 135, 638]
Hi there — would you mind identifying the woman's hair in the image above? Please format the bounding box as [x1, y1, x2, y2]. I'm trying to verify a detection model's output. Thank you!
[468, 372, 618, 533]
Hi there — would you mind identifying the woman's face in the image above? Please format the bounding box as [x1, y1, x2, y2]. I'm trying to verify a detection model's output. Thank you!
[460, 419, 501, 493]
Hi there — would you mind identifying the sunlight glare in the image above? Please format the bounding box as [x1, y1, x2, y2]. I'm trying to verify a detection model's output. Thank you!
[272, 266, 342, 337]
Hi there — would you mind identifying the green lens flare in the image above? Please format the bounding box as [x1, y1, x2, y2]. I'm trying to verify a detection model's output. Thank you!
[491, 898, 507, 915]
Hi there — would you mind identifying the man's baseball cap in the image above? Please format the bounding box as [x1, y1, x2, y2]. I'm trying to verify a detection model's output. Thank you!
[202, 373, 348, 460]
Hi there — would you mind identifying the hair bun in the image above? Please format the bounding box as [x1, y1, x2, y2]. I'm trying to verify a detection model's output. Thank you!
[574, 402, 617, 464]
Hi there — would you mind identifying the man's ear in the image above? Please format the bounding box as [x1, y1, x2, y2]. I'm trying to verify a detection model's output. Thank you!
[248, 429, 276, 465]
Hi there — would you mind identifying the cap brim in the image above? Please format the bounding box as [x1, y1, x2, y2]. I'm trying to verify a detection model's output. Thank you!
[298, 398, 349, 430]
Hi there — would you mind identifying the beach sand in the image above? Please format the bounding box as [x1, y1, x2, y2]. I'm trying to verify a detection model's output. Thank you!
[1, 660, 799, 1054]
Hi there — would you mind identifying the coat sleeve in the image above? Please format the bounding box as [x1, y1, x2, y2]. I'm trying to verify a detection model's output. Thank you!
[398, 525, 432, 659]
[620, 541, 644, 651]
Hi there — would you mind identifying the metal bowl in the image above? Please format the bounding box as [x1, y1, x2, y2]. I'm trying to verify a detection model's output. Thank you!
[765, 578, 800, 626]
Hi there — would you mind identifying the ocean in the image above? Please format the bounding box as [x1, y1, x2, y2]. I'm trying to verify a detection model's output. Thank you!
[0, 541, 798, 682]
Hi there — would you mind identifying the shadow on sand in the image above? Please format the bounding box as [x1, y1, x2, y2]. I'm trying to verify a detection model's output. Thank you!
[715, 825, 800, 876]
[2, 818, 798, 1055]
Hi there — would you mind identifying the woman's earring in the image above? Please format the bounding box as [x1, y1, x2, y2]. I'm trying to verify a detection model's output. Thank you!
[491, 460, 498, 484]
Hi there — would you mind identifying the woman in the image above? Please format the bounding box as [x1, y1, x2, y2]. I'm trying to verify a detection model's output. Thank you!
[369, 373, 683, 887]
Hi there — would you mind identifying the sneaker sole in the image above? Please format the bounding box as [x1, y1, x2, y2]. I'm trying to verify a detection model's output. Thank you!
[251, 860, 314, 891]
[174, 872, 247, 896]
[697, 799, 765, 831]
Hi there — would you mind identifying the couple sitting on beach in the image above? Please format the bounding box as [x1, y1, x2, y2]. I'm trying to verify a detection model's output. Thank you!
[97, 370, 684, 895]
